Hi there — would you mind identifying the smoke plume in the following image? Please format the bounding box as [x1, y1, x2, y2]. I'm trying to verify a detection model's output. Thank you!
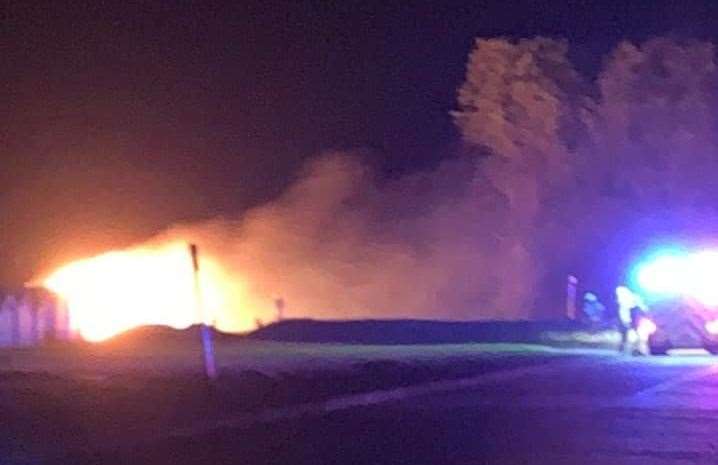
[147, 150, 526, 330]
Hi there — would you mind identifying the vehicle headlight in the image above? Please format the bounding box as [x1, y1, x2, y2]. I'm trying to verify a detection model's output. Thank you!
[705, 320, 718, 335]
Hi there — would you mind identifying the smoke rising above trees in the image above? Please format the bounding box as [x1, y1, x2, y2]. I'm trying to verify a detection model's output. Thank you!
[156, 36, 718, 322]
[42, 35, 718, 326]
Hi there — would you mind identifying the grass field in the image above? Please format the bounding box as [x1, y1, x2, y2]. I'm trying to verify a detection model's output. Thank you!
[1, 319, 619, 378]
[1, 338, 567, 378]
[0, 330, 612, 463]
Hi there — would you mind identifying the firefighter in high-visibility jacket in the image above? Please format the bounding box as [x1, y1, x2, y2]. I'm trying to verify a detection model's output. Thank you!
[616, 286, 648, 354]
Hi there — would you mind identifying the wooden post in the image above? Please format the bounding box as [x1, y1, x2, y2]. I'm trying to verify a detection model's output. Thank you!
[44, 299, 56, 343]
[189, 244, 217, 380]
[30, 305, 38, 346]
[275, 297, 285, 322]
[10, 296, 20, 346]
[2, 296, 20, 346]
[566, 274, 578, 320]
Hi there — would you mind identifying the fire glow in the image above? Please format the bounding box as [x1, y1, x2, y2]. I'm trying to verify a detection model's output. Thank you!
[41, 242, 234, 342]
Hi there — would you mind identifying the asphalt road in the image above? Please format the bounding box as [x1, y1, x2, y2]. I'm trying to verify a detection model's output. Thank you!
[50, 350, 718, 465]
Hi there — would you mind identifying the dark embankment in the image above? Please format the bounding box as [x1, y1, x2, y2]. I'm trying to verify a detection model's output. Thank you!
[247, 319, 590, 345]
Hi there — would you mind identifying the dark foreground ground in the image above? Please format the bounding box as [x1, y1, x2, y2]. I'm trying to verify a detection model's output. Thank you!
[20, 348, 718, 465]
[1, 343, 558, 464]
[248, 318, 612, 346]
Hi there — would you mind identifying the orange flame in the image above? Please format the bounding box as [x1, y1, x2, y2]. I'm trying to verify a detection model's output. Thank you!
[41, 242, 246, 342]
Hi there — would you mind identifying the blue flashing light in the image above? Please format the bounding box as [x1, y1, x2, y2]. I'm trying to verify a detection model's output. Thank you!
[631, 247, 718, 307]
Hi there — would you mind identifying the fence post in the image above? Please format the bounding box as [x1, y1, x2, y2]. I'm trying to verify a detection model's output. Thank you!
[566, 275, 578, 320]
[189, 244, 217, 380]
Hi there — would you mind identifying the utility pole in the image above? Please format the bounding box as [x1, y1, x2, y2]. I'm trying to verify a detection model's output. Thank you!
[189, 244, 217, 380]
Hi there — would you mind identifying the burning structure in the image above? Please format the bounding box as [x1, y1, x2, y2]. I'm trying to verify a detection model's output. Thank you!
[39, 241, 242, 342]
[30, 154, 513, 343]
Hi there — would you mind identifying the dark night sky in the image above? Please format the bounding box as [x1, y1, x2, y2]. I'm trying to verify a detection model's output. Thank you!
[1, 0, 717, 286]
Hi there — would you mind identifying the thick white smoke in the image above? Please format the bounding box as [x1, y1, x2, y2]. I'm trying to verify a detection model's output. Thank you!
[147, 150, 531, 329]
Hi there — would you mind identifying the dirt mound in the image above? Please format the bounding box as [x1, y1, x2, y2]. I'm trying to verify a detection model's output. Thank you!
[101, 324, 240, 346]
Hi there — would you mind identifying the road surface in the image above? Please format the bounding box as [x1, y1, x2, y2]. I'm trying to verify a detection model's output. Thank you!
[52, 351, 718, 464]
